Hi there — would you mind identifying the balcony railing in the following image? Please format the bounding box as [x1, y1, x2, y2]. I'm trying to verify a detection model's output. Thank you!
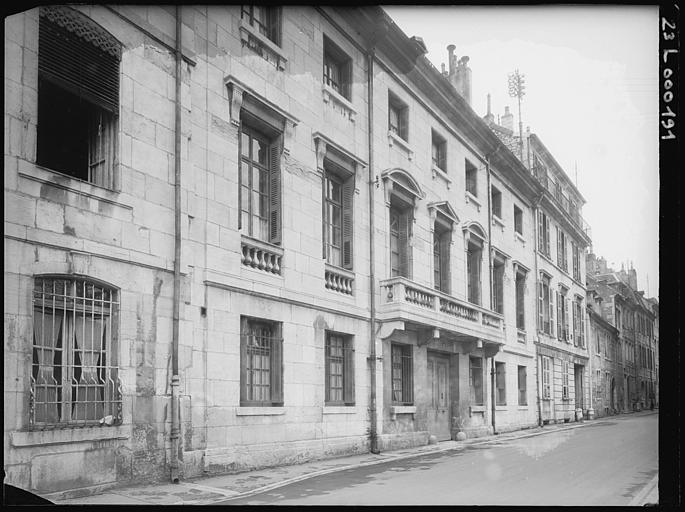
[325, 264, 354, 295]
[241, 236, 283, 275]
[379, 276, 504, 335]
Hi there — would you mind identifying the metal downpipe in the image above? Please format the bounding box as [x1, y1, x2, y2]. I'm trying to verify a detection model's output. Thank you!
[170, 6, 182, 484]
[485, 154, 495, 434]
[366, 47, 379, 455]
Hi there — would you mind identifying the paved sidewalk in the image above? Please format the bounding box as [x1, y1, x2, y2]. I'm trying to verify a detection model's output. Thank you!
[49, 410, 658, 505]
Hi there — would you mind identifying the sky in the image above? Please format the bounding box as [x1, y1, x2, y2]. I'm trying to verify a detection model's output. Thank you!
[384, 6, 659, 298]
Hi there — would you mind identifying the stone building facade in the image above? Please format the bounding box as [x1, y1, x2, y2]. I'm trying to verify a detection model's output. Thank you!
[484, 110, 592, 424]
[5, 5, 588, 497]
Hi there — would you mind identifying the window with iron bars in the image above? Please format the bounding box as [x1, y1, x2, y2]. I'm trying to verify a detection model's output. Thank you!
[323, 36, 352, 100]
[325, 332, 355, 405]
[391, 344, 413, 405]
[240, 317, 283, 406]
[31, 276, 121, 430]
[470, 356, 484, 405]
[240, 6, 281, 46]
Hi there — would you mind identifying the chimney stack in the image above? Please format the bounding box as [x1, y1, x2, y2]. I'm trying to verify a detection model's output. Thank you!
[455, 56, 472, 106]
[484, 93, 495, 124]
[501, 106, 514, 131]
[447, 44, 456, 76]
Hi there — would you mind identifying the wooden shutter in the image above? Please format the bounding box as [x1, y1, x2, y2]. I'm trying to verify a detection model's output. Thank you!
[538, 280, 543, 331]
[343, 338, 355, 405]
[565, 297, 571, 341]
[342, 173, 355, 269]
[239, 317, 249, 404]
[556, 291, 562, 339]
[580, 303, 585, 347]
[268, 140, 282, 245]
[238, 123, 244, 230]
[545, 217, 550, 256]
[556, 227, 562, 265]
[270, 323, 283, 404]
[398, 209, 412, 279]
[39, 11, 120, 113]
[321, 173, 327, 259]
[537, 211, 543, 252]
[549, 286, 554, 336]
[440, 231, 451, 293]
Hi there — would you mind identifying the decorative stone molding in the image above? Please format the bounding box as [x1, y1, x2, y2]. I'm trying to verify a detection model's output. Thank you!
[387, 131, 414, 160]
[322, 84, 357, 122]
[228, 83, 245, 127]
[465, 191, 482, 211]
[390, 405, 416, 421]
[238, 19, 287, 71]
[241, 235, 283, 275]
[324, 264, 354, 296]
[431, 166, 451, 189]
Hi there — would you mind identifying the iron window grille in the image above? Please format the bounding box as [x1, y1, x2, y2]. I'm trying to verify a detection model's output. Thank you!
[37, 7, 120, 190]
[240, 5, 281, 45]
[240, 318, 283, 406]
[323, 37, 352, 100]
[325, 332, 355, 405]
[496, 362, 506, 406]
[391, 344, 413, 405]
[431, 131, 446, 171]
[518, 366, 527, 405]
[469, 356, 484, 405]
[465, 159, 478, 197]
[30, 276, 121, 430]
[388, 93, 408, 141]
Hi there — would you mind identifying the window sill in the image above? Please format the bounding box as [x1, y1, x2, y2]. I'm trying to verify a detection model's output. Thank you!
[10, 425, 129, 447]
[469, 405, 486, 415]
[387, 131, 414, 160]
[322, 84, 356, 122]
[323, 405, 356, 414]
[492, 215, 505, 230]
[241, 234, 284, 276]
[390, 405, 416, 420]
[236, 407, 285, 416]
[239, 20, 287, 70]
[495, 405, 508, 411]
[431, 166, 451, 188]
[324, 263, 355, 296]
[518, 405, 529, 409]
[517, 330, 527, 343]
[515, 232, 526, 245]
[465, 191, 481, 211]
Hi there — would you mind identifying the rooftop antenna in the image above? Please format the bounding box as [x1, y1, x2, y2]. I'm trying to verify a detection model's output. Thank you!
[508, 69, 526, 161]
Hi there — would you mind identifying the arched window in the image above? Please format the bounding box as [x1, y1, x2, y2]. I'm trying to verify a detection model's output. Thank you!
[31, 276, 121, 429]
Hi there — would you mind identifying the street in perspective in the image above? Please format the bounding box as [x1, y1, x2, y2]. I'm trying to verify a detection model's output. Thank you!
[220, 412, 658, 506]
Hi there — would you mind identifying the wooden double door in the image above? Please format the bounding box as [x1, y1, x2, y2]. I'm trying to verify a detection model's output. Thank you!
[427, 352, 451, 441]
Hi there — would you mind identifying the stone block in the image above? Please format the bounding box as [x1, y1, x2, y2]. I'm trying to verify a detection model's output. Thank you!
[131, 138, 169, 182]
[133, 82, 174, 130]
[4, 193, 35, 227]
[31, 448, 118, 493]
[35, 199, 65, 233]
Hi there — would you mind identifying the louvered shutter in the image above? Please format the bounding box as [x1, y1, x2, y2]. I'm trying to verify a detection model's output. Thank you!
[545, 217, 551, 256]
[580, 304, 585, 347]
[239, 317, 249, 404]
[549, 286, 554, 336]
[268, 140, 282, 245]
[321, 173, 327, 259]
[342, 173, 355, 269]
[398, 209, 413, 279]
[39, 13, 120, 113]
[343, 340, 355, 405]
[238, 123, 244, 230]
[537, 211, 543, 252]
[440, 231, 451, 293]
[270, 324, 283, 404]
[556, 291, 562, 339]
[556, 227, 561, 265]
[565, 298, 571, 342]
[538, 280, 543, 331]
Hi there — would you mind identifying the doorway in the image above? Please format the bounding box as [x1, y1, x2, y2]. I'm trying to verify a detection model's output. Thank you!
[427, 352, 451, 441]
[574, 365, 584, 410]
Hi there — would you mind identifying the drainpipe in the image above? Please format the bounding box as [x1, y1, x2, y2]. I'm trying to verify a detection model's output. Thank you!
[366, 45, 380, 455]
[485, 154, 495, 434]
[170, 6, 182, 484]
[532, 197, 543, 427]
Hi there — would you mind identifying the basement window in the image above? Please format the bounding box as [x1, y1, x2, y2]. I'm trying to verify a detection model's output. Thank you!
[36, 7, 121, 189]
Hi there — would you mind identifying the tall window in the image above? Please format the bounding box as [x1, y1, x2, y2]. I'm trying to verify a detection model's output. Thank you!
[433, 220, 451, 293]
[518, 366, 528, 405]
[492, 258, 505, 315]
[562, 361, 569, 399]
[325, 332, 354, 405]
[31, 276, 121, 429]
[240, 6, 281, 45]
[491, 186, 502, 219]
[324, 165, 354, 269]
[389, 201, 413, 278]
[556, 289, 569, 342]
[388, 92, 408, 141]
[431, 131, 447, 171]
[514, 205, 523, 235]
[465, 159, 478, 197]
[37, 7, 121, 189]
[573, 298, 585, 347]
[571, 242, 581, 281]
[538, 274, 554, 335]
[515, 269, 526, 330]
[556, 227, 568, 271]
[470, 356, 484, 405]
[542, 356, 552, 399]
[495, 362, 506, 406]
[466, 232, 484, 305]
[538, 211, 551, 257]
[391, 344, 413, 405]
[240, 317, 283, 406]
[323, 36, 352, 100]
